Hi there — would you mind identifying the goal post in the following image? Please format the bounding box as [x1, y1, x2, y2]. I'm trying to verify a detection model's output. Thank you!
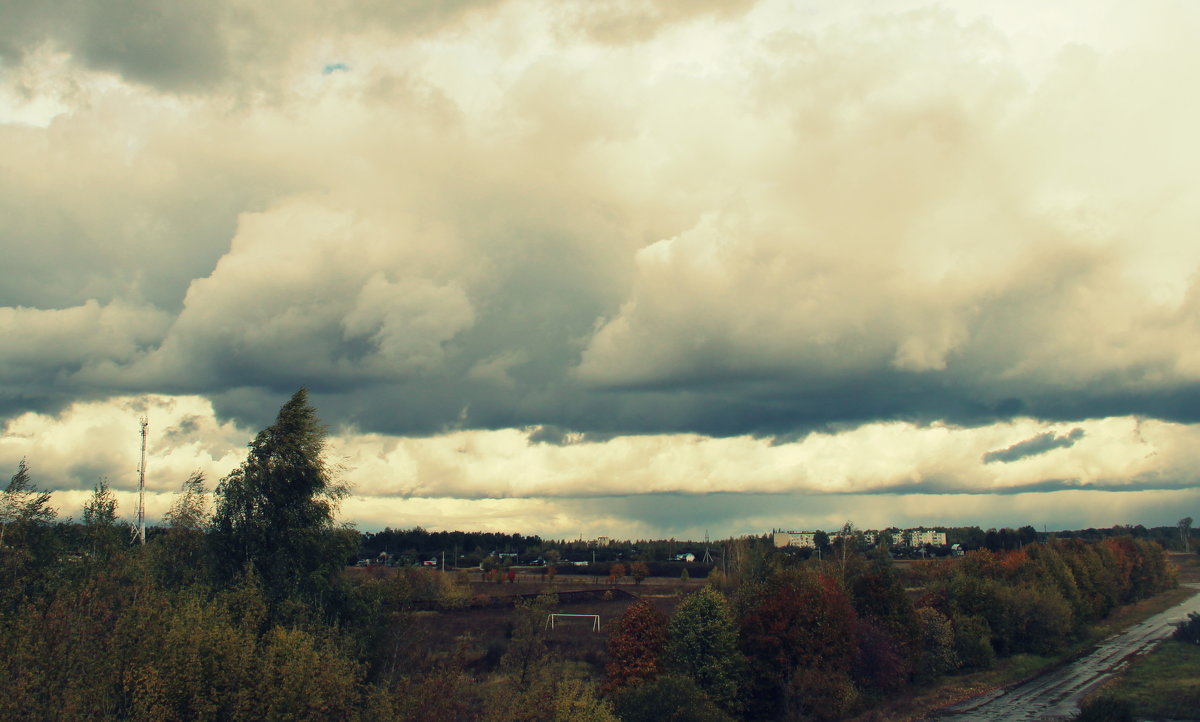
[545, 613, 601, 632]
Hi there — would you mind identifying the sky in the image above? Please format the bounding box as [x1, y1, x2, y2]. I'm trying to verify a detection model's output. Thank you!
[2, 0, 1199, 541]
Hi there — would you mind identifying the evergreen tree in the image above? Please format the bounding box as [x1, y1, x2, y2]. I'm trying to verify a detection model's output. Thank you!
[211, 389, 352, 603]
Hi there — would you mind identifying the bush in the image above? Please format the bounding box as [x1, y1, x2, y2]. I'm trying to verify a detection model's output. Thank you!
[610, 675, 732, 722]
[1173, 612, 1200, 645]
[1072, 696, 1133, 722]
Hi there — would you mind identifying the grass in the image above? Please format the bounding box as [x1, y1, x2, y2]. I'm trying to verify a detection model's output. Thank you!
[1084, 639, 1200, 720]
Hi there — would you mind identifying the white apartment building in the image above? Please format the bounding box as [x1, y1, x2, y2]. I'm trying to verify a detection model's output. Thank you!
[902, 529, 947, 546]
[773, 530, 817, 549]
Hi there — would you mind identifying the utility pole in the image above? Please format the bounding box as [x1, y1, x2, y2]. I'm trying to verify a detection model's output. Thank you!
[137, 416, 147, 545]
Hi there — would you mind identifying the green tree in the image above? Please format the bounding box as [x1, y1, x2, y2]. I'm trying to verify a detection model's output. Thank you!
[0, 459, 56, 546]
[211, 388, 352, 604]
[664, 586, 742, 712]
[152, 472, 212, 588]
[164, 471, 208, 531]
[914, 606, 959, 682]
[82, 478, 123, 559]
[1180, 517, 1193, 553]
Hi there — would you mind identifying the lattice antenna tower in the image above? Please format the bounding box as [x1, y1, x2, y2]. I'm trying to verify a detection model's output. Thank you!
[137, 416, 147, 545]
[702, 530, 714, 564]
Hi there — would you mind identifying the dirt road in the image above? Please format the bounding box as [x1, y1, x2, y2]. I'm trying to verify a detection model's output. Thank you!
[936, 584, 1200, 721]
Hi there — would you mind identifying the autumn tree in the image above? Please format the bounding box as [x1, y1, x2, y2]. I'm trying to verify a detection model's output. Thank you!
[664, 586, 743, 712]
[604, 599, 668, 694]
[608, 562, 626, 585]
[739, 571, 860, 720]
[211, 388, 353, 604]
[631, 561, 650, 585]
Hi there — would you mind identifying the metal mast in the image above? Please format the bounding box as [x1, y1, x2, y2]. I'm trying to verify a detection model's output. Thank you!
[137, 416, 147, 545]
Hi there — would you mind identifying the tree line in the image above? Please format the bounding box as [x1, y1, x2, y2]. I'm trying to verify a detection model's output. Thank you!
[599, 533, 1177, 720]
[0, 388, 1187, 720]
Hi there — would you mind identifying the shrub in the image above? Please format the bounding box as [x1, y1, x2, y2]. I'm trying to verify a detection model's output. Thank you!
[1173, 612, 1200, 645]
[610, 675, 732, 722]
[1073, 696, 1133, 722]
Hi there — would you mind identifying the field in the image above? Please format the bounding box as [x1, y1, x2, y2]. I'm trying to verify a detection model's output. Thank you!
[353, 568, 708, 678]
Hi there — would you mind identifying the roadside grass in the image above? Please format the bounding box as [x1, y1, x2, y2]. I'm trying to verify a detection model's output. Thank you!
[850, 584, 1200, 721]
[848, 653, 1056, 722]
[1083, 639, 1200, 720]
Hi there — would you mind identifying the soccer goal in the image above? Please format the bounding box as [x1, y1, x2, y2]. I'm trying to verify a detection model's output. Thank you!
[545, 613, 601, 631]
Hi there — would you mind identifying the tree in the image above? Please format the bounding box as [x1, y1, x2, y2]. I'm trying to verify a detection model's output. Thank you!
[0, 459, 56, 546]
[664, 586, 743, 712]
[739, 572, 860, 720]
[82, 478, 122, 559]
[608, 562, 626, 585]
[211, 389, 352, 603]
[604, 599, 668, 693]
[1180, 517, 1193, 553]
[837, 521, 858, 576]
[631, 561, 650, 585]
[152, 472, 212, 588]
[165, 471, 208, 531]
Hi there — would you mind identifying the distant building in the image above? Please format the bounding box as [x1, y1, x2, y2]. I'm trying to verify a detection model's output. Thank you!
[907, 529, 947, 546]
[774, 531, 817, 549]
[674, 552, 696, 562]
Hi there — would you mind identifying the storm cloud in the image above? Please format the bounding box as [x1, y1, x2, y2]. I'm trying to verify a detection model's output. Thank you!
[2, 0, 1199, 535]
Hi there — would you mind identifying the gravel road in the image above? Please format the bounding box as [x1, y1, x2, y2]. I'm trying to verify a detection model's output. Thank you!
[935, 583, 1200, 721]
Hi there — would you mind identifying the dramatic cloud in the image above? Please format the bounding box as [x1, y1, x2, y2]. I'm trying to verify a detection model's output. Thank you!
[2, 0, 1199, 535]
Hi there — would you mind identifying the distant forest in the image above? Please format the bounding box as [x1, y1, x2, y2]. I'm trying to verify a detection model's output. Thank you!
[356, 522, 1195, 569]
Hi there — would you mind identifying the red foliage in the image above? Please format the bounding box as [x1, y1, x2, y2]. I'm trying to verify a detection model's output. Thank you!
[603, 600, 667, 694]
[608, 563, 626, 585]
[740, 572, 860, 719]
[998, 550, 1028, 578]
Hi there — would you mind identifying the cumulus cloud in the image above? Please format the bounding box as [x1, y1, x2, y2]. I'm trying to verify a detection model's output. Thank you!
[3, 0, 1200, 533]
